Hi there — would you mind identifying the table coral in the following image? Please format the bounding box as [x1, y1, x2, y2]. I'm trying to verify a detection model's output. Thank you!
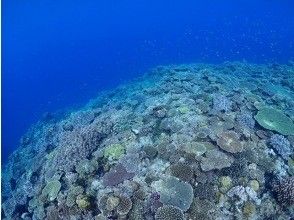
[255, 107, 294, 135]
[200, 149, 234, 171]
[152, 176, 193, 211]
[216, 130, 243, 153]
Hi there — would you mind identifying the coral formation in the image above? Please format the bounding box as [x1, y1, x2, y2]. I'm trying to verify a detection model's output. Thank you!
[2, 62, 294, 219]
[41, 180, 61, 202]
[169, 163, 193, 182]
[155, 205, 184, 220]
[270, 134, 292, 160]
[117, 195, 133, 215]
[216, 130, 243, 153]
[102, 164, 135, 187]
[152, 176, 194, 211]
[212, 93, 232, 112]
[255, 107, 294, 135]
[236, 112, 255, 130]
[104, 143, 125, 160]
[200, 149, 234, 171]
[272, 177, 294, 206]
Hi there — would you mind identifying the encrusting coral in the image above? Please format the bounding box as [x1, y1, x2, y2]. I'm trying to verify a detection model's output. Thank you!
[2, 62, 294, 219]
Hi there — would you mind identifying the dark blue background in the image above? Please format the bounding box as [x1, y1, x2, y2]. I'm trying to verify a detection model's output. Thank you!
[2, 0, 294, 162]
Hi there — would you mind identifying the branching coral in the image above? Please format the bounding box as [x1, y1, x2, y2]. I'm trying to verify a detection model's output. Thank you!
[272, 177, 294, 206]
[47, 125, 105, 174]
[236, 112, 255, 129]
[270, 134, 292, 160]
[155, 205, 184, 220]
[212, 93, 232, 112]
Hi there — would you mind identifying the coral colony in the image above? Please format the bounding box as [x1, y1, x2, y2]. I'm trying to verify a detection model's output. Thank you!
[2, 62, 294, 219]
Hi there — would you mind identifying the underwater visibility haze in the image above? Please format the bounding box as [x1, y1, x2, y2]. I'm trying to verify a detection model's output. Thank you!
[2, 0, 294, 219]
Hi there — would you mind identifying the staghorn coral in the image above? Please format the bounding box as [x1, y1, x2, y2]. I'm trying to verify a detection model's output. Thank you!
[47, 126, 105, 174]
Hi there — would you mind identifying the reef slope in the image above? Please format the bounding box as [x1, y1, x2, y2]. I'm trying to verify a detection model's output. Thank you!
[2, 62, 294, 219]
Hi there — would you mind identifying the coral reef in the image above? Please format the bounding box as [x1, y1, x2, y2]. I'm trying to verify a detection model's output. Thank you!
[2, 62, 294, 219]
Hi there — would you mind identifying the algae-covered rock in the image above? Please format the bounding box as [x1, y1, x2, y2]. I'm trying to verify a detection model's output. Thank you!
[243, 202, 256, 218]
[41, 180, 61, 201]
[104, 144, 125, 160]
[76, 194, 91, 209]
[254, 107, 294, 135]
[248, 180, 260, 192]
[152, 176, 193, 211]
[219, 176, 232, 192]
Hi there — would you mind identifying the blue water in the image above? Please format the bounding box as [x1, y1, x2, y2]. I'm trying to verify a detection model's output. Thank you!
[2, 0, 294, 162]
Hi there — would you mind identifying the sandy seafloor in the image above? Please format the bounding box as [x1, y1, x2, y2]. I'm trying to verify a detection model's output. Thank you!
[2, 62, 294, 220]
